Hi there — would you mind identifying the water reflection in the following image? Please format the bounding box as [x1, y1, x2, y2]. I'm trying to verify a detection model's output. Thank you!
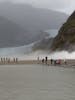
[0, 65, 75, 100]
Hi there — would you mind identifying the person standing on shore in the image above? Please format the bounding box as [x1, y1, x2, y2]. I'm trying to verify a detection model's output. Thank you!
[45, 56, 48, 65]
[64, 59, 67, 65]
[37, 57, 40, 64]
[16, 58, 18, 63]
[13, 58, 15, 63]
[1, 58, 3, 63]
[54, 60, 56, 65]
[42, 58, 44, 64]
[51, 59, 53, 65]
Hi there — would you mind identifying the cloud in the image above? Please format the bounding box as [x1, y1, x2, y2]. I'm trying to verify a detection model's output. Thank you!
[32, 0, 74, 14]
[0, 0, 75, 14]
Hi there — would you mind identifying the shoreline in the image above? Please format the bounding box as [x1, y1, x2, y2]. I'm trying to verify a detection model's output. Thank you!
[0, 60, 75, 68]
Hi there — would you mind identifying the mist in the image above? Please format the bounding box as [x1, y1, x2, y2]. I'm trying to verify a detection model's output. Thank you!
[20, 51, 75, 60]
[0, 45, 75, 60]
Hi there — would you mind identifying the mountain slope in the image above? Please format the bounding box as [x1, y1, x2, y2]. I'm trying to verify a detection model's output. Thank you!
[51, 11, 75, 52]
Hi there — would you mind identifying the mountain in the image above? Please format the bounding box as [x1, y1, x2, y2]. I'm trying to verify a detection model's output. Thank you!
[0, 2, 68, 36]
[51, 11, 75, 52]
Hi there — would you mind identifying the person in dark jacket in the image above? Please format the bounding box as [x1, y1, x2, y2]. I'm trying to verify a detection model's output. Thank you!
[45, 56, 48, 64]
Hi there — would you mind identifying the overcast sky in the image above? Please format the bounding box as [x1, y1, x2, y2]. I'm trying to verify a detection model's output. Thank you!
[0, 0, 75, 14]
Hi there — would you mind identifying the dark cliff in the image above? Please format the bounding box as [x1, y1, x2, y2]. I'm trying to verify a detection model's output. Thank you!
[51, 11, 75, 52]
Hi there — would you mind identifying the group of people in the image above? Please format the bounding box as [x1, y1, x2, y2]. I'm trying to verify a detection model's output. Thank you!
[42, 56, 48, 64]
[51, 59, 67, 65]
[50, 59, 62, 65]
[0, 57, 18, 63]
[38, 56, 67, 65]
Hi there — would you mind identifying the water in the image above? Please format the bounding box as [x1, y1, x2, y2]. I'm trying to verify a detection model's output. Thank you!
[0, 64, 75, 100]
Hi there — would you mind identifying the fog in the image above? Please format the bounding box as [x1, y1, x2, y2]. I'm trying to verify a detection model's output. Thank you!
[0, 45, 75, 60]
[19, 51, 75, 60]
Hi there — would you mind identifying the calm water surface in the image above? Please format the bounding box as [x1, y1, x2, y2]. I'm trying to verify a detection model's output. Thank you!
[0, 64, 75, 100]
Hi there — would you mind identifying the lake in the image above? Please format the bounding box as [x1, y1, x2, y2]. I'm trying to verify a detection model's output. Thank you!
[0, 64, 75, 100]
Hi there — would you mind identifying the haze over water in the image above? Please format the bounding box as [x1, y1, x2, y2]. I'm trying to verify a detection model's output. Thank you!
[0, 64, 75, 100]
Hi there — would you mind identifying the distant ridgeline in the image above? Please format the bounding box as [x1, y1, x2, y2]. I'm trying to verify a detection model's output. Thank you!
[51, 11, 75, 52]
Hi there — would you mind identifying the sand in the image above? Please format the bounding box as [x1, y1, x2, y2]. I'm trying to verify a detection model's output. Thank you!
[0, 59, 75, 68]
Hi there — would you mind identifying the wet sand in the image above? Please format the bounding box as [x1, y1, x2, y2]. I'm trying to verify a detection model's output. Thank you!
[0, 64, 75, 100]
